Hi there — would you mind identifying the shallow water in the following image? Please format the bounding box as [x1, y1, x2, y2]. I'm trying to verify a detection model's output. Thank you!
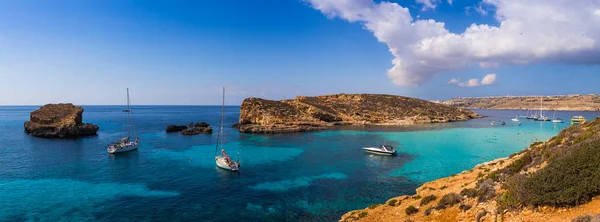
[0, 106, 597, 221]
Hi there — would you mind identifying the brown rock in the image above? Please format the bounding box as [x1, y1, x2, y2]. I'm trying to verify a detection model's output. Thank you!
[24, 103, 99, 138]
[236, 94, 481, 134]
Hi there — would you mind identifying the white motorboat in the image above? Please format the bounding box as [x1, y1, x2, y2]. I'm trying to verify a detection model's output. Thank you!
[511, 116, 519, 122]
[214, 87, 240, 171]
[362, 145, 396, 156]
[108, 88, 139, 154]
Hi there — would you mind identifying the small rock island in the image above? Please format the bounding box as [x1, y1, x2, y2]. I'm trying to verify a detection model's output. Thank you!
[234, 94, 481, 133]
[24, 103, 99, 138]
[166, 122, 212, 135]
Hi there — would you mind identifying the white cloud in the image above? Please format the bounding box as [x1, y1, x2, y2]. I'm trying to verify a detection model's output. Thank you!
[474, 3, 487, 15]
[449, 73, 497, 87]
[305, 0, 600, 86]
[594, 9, 600, 16]
[447, 0, 453, 6]
[416, 0, 440, 11]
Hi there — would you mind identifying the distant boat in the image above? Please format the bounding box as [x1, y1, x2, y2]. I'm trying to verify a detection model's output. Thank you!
[511, 116, 520, 122]
[362, 145, 396, 156]
[215, 87, 240, 171]
[534, 97, 551, 121]
[552, 110, 563, 123]
[491, 121, 495, 126]
[571, 116, 586, 125]
[500, 121, 506, 125]
[122, 109, 130, 112]
[108, 88, 139, 154]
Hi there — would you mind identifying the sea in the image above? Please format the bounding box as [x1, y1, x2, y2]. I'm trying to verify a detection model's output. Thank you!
[1, 106, 598, 221]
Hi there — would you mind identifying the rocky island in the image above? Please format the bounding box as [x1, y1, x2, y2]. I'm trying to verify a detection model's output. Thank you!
[166, 122, 212, 135]
[340, 117, 600, 222]
[24, 103, 99, 138]
[234, 94, 481, 133]
[443, 94, 600, 111]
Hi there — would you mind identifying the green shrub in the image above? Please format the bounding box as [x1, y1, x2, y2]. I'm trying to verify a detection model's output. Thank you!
[420, 195, 437, 206]
[428, 187, 436, 191]
[460, 188, 477, 198]
[497, 191, 521, 212]
[404, 219, 414, 222]
[507, 152, 532, 173]
[412, 195, 421, 200]
[572, 215, 592, 222]
[477, 172, 484, 179]
[440, 185, 448, 190]
[506, 138, 600, 207]
[487, 170, 500, 182]
[476, 179, 496, 202]
[405, 205, 418, 215]
[358, 211, 368, 218]
[424, 207, 435, 216]
[368, 204, 380, 209]
[436, 193, 462, 210]
[388, 199, 398, 206]
[458, 204, 472, 211]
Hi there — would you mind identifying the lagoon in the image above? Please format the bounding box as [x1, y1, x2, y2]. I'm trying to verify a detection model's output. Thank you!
[0, 106, 597, 221]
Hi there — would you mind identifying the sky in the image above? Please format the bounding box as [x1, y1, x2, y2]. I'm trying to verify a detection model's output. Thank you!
[0, 0, 599, 105]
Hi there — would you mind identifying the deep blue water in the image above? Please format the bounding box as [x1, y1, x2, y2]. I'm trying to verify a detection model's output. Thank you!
[1, 106, 598, 221]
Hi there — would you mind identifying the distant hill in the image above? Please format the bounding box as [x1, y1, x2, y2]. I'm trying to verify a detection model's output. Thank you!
[234, 94, 481, 133]
[443, 94, 600, 111]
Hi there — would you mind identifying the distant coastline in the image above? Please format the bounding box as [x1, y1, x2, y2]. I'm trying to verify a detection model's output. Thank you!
[441, 94, 600, 111]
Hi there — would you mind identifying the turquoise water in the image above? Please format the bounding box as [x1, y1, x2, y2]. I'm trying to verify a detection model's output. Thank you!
[0, 106, 597, 221]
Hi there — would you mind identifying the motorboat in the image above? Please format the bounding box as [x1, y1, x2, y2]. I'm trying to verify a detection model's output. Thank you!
[552, 118, 564, 123]
[571, 116, 587, 125]
[215, 87, 240, 171]
[108, 88, 139, 154]
[362, 145, 396, 156]
[511, 116, 520, 122]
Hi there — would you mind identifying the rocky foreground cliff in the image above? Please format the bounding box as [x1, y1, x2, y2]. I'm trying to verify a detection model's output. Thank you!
[235, 94, 480, 133]
[24, 103, 99, 138]
[341, 117, 600, 222]
[444, 94, 600, 111]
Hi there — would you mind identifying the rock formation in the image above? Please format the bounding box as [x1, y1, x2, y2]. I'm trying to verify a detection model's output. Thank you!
[166, 122, 212, 135]
[24, 103, 99, 138]
[235, 94, 481, 133]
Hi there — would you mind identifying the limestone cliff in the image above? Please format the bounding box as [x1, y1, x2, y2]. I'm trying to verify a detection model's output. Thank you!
[340, 117, 600, 222]
[235, 94, 481, 133]
[24, 103, 99, 138]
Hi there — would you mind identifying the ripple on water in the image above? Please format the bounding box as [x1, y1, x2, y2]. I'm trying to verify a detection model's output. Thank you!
[249, 172, 348, 192]
[152, 142, 304, 167]
[0, 179, 179, 220]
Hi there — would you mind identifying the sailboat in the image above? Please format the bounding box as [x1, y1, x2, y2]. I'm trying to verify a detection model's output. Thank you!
[552, 110, 563, 123]
[526, 109, 538, 120]
[215, 87, 240, 171]
[535, 97, 550, 121]
[108, 88, 139, 154]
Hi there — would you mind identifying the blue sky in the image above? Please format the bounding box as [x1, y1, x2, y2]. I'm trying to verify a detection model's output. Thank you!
[0, 0, 598, 105]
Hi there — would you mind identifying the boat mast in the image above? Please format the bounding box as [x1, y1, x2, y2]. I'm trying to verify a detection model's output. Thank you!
[128, 88, 137, 139]
[215, 87, 225, 156]
[127, 88, 131, 139]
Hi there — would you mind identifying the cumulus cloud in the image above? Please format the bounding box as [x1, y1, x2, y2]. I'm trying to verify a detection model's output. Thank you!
[416, 0, 440, 11]
[449, 73, 497, 87]
[305, 0, 600, 86]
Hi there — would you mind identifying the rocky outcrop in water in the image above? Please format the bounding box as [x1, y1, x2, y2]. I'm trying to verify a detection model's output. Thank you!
[166, 122, 212, 135]
[24, 103, 99, 138]
[235, 94, 481, 134]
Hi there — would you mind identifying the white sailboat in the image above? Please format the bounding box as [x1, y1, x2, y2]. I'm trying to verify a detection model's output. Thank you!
[215, 87, 240, 171]
[535, 97, 550, 121]
[108, 88, 139, 154]
[552, 110, 563, 123]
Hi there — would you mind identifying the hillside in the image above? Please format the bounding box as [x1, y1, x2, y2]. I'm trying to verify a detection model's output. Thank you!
[444, 94, 600, 111]
[234, 94, 481, 133]
[340, 117, 600, 222]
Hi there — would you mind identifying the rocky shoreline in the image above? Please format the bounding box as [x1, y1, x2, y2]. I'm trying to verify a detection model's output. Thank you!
[443, 94, 600, 111]
[24, 103, 99, 138]
[235, 94, 481, 134]
[340, 117, 600, 222]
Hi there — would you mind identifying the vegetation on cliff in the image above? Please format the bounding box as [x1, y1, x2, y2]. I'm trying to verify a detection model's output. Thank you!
[165, 122, 212, 135]
[340, 117, 600, 222]
[24, 103, 99, 138]
[236, 94, 480, 133]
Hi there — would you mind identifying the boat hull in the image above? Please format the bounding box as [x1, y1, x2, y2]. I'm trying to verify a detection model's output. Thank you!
[362, 148, 396, 156]
[215, 156, 240, 171]
[108, 143, 138, 154]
